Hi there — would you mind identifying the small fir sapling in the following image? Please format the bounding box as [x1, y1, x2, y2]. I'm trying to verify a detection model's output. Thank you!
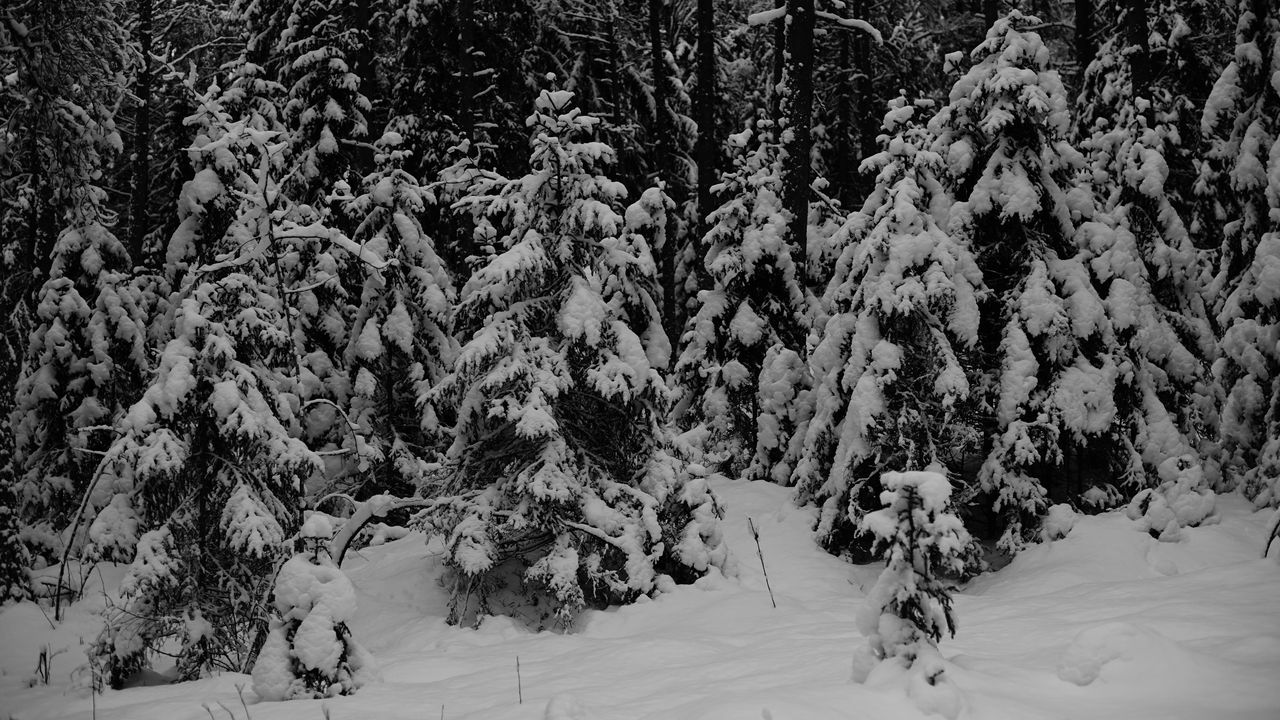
[252, 514, 374, 700]
[853, 470, 969, 693]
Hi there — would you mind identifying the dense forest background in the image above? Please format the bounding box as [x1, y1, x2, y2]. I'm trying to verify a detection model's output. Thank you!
[1, 0, 1277, 687]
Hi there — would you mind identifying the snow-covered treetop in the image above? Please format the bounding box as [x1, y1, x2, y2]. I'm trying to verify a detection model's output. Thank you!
[930, 10, 1083, 235]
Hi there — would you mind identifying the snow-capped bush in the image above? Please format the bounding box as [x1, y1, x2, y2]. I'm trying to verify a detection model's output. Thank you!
[1125, 455, 1217, 541]
[252, 514, 374, 701]
[1042, 504, 1078, 541]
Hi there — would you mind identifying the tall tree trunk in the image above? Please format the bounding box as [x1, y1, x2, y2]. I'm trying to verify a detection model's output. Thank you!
[694, 0, 717, 238]
[457, 0, 476, 134]
[770, 0, 786, 119]
[648, 0, 677, 340]
[835, 32, 854, 205]
[128, 0, 153, 269]
[1075, 0, 1095, 72]
[984, 0, 1000, 29]
[782, 0, 815, 285]
[1123, 0, 1151, 102]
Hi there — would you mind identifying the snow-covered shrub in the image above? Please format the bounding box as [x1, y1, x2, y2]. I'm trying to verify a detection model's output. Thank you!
[794, 95, 982, 557]
[854, 470, 969, 671]
[852, 470, 969, 719]
[252, 515, 373, 700]
[419, 89, 727, 627]
[1042, 504, 1078, 541]
[672, 121, 812, 482]
[1125, 455, 1217, 541]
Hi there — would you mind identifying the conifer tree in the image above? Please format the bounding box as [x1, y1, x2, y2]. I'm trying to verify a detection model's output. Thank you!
[795, 97, 983, 555]
[673, 121, 811, 483]
[1075, 1, 1221, 502]
[420, 89, 726, 626]
[0, 430, 32, 605]
[852, 469, 968, 719]
[929, 12, 1120, 552]
[339, 130, 458, 498]
[1200, 0, 1280, 506]
[277, 0, 373, 212]
[89, 93, 320, 685]
[9, 188, 150, 561]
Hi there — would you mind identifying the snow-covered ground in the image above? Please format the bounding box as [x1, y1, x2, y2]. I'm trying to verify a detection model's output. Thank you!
[3, 478, 1279, 720]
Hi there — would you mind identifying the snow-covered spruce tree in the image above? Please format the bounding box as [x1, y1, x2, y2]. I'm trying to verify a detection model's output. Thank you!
[277, 0, 372, 212]
[339, 130, 458, 498]
[421, 89, 726, 627]
[929, 12, 1123, 552]
[252, 514, 373, 700]
[672, 120, 811, 483]
[9, 187, 150, 561]
[852, 470, 969, 718]
[0, 430, 33, 605]
[1074, 4, 1221, 525]
[1199, 0, 1280, 506]
[794, 96, 983, 557]
[88, 100, 321, 685]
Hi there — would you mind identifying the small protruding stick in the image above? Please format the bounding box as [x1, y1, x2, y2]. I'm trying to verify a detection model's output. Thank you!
[516, 655, 523, 704]
[748, 517, 777, 608]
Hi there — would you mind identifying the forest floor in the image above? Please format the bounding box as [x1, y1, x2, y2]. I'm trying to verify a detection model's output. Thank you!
[3, 478, 1279, 720]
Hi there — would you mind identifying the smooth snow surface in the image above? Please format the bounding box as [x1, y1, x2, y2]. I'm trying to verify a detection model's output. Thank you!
[3, 480, 1279, 719]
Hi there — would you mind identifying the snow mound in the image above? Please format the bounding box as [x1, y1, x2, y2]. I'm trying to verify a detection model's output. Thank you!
[545, 693, 589, 719]
[1042, 503, 1077, 540]
[1057, 621, 1187, 686]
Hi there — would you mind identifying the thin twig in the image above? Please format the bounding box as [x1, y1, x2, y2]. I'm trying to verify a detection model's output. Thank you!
[516, 655, 523, 704]
[748, 517, 777, 609]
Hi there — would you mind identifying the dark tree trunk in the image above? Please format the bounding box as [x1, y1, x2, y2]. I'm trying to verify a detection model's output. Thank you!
[648, 0, 677, 340]
[1075, 0, 1095, 72]
[1123, 0, 1151, 102]
[770, 0, 786, 119]
[835, 32, 854, 205]
[984, 0, 1000, 29]
[457, 0, 476, 134]
[694, 0, 717, 238]
[128, 0, 153, 269]
[782, 0, 815, 285]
